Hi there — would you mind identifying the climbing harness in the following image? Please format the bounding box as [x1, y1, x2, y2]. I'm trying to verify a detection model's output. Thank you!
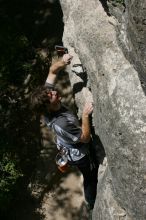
[55, 147, 69, 173]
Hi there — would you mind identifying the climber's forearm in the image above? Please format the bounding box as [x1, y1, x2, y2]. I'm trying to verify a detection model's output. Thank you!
[46, 54, 73, 85]
[80, 102, 93, 143]
[46, 59, 66, 84]
[80, 114, 91, 143]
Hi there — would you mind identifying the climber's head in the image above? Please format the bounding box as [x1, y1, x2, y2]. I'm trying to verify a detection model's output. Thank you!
[30, 86, 61, 114]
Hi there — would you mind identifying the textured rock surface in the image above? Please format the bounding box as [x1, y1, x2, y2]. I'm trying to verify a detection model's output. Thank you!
[118, 0, 146, 90]
[60, 0, 146, 219]
[93, 164, 132, 220]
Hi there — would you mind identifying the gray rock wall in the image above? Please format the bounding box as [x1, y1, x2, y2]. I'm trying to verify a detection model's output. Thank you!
[118, 0, 146, 87]
[60, 0, 146, 219]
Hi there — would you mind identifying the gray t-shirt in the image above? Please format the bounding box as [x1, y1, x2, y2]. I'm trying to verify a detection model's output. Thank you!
[45, 105, 89, 161]
[44, 82, 88, 162]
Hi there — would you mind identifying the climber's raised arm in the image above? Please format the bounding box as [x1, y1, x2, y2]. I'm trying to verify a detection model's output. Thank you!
[46, 54, 73, 85]
[80, 102, 93, 143]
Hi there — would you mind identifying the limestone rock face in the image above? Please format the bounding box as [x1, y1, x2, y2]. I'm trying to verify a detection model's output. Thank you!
[119, 0, 146, 87]
[60, 0, 146, 219]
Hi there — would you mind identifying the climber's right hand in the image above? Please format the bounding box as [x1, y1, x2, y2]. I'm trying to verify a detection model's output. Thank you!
[83, 102, 93, 117]
[62, 54, 73, 65]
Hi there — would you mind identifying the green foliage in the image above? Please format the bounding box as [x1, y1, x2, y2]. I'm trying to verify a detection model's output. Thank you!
[0, 25, 42, 217]
[0, 155, 22, 191]
[0, 152, 23, 211]
[0, 22, 51, 219]
[0, 34, 33, 87]
[0, 0, 63, 218]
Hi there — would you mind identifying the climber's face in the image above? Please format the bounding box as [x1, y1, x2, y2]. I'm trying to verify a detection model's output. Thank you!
[47, 90, 59, 103]
[47, 90, 61, 111]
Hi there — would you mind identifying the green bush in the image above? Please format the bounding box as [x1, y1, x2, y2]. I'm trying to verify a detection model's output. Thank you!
[0, 152, 23, 211]
[0, 1, 63, 218]
[0, 30, 50, 217]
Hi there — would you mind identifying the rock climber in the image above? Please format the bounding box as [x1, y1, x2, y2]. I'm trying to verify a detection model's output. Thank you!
[30, 52, 99, 211]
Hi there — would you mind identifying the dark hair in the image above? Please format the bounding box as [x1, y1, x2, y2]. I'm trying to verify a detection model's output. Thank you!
[30, 85, 52, 114]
